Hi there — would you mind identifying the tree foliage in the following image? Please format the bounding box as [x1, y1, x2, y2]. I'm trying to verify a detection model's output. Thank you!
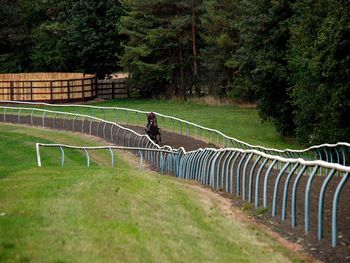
[1, 0, 349, 144]
[200, 0, 243, 98]
[234, 0, 295, 136]
[288, 0, 350, 144]
[120, 0, 203, 98]
[0, 0, 124, 76]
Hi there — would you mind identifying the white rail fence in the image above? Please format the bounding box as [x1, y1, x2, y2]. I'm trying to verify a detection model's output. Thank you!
[1, 105, 350, 247]
[1, 100, 349, 165]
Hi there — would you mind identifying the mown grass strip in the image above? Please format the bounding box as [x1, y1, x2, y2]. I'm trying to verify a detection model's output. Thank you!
[0, 123, 305, 262]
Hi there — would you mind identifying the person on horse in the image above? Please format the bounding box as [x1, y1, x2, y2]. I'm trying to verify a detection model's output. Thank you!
[146, 112, 157, 132]
[145, 112, 161, 143]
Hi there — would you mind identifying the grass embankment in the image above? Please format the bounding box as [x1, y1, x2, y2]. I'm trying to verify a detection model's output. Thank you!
[0, 123, 304, 262]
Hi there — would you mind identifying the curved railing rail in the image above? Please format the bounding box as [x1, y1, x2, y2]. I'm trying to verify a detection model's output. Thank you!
[34, 144, 350, 248]
[36, 143, 178, 171]
[1, 105, 350, 248]
[0, 105, 180, 161]
[1, 100, 349, 165]
[174, 147, 350, 248]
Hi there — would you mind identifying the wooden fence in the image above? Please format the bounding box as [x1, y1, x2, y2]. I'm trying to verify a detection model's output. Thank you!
[96, 79, 128, 99]
[0, 73, 128, 102]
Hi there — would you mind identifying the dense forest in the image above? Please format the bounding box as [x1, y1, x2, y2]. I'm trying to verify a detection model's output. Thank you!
[0, 0, 349, 145]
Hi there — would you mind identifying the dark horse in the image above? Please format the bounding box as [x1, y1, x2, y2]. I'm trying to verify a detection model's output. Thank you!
[145, 112, 161, 143]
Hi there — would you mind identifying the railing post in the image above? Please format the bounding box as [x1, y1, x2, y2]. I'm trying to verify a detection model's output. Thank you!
[332, 172, 349, 247]
[59, 146, 65, 167]
[17, 109, 21, 124]
[72, 116, 77, 131]
[160, 153, 165, 174]
[42, 111, 46, 126]
[110, 124, 114, 142]
[263, 159, 277, 208]
[103, 122, 107, 138]
[229, 153, 241, 194]
[242, 153, 253, 200]
[36, 143, 42, 167]
[304, 165, 320, 233]
[225, 152, 237, 193]
[139, 150, 143, 171]
[255, 158, 268, 208]
[109, 147, 114, 167]
[291, 165, 308, 227]
[83, 148, 90, 167]
[81, 117, 86, 133]
[30, 109, 34, 125]
[236, 153, 247, 196]
[89, 118, 93, 134]
[271, 162, 291, 216]
[281, 163, 301, 221]
[318, 169, 336, 240]
[248, 156, 262, 203]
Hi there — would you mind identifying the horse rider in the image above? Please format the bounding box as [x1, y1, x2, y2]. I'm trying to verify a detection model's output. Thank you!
[146, 112, 157, 132]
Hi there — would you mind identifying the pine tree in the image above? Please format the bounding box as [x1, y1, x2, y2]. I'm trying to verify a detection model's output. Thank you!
[200, 0, 241, 98]
[235, 0, 295, 135]
[31, 0, 124, 76]
[0, 0, 45, 72]
[288, 0, 350, 144]
[120, 0, 203, 98]
[0, 0, 124, 75]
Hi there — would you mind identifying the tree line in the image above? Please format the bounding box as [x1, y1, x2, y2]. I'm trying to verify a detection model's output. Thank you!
[0, 0, 123, 77]
[0, 0, 349, 145]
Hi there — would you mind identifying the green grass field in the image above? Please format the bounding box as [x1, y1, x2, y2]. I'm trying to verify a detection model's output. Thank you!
[0, 123, 305, 262]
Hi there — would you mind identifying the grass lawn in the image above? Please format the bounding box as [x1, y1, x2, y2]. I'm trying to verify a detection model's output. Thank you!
[0, 123, 305, 262]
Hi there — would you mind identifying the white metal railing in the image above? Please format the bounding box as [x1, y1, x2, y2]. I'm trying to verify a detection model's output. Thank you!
[0, 105, 180, 156]
[35, 142, 350, 248]
[36, 143, 177, 171]
[175, 146, 350, 248]
[1, 100, 349, 165]
[1, 105, 349, 247]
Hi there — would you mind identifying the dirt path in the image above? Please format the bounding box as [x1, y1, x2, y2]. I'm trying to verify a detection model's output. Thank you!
[182, 182, 320, 263]
[123, 124, 211, 151]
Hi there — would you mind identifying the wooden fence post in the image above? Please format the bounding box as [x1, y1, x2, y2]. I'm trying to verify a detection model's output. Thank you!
[60, 80, 63, 100]
[23, 81, 25, 101]
[112, 81, 115, 99]
[50, 81, 53, 101]
[30, 81, 33, 101]
[67, 80, 70, 100]
[95, 77, 98, 98]
[91, 78, 93, 98]
[10, 81, 14, 101]
[127, 82, 130, 98]
[82, 79, 85, 101]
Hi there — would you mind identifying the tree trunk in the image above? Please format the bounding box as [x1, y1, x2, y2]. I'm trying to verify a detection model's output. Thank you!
[179, 38, 185, 98]
[191, 0, 199, 96]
